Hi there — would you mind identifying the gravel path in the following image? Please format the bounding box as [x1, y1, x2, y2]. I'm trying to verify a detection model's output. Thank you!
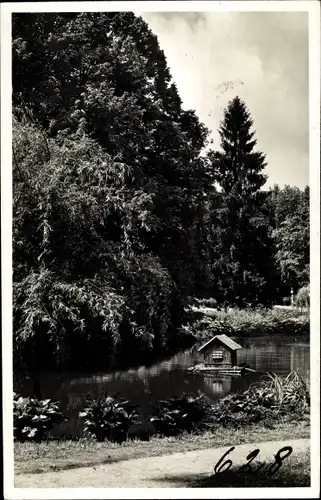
[15, 438, 309, 488]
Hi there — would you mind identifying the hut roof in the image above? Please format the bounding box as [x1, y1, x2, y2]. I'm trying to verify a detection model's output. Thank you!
[197, 334, 242, 353]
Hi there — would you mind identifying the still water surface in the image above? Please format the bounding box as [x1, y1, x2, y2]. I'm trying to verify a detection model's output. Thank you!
[17, 335, 309, 437]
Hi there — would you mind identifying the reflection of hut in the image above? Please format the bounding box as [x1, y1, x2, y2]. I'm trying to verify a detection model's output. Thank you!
[198, 334, 242, 368]
[203, 376, 232, 397]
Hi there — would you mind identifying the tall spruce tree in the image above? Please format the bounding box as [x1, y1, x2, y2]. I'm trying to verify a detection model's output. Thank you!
[208, 96, 276, 307]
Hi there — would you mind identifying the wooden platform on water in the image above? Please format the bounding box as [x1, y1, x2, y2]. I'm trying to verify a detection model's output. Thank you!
[187, 364, 256, 377]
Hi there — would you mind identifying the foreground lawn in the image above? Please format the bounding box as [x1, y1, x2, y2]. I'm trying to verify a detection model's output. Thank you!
[15, 420, 310, 475]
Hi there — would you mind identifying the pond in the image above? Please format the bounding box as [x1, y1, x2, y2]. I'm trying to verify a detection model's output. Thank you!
[16, 335, 309, 438]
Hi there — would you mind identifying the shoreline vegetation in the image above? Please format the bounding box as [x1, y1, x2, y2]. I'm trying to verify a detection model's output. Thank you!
[13, 305, 309, 394]
[14, 371, 310, 476]
[188, 306, 310, 341]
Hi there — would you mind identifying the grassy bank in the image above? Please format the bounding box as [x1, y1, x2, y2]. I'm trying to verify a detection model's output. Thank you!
[190, 306, 309, 339]
[15, 419, 309, 475]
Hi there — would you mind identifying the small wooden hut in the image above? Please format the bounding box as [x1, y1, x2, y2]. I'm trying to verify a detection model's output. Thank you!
[197, 334, 242, 368]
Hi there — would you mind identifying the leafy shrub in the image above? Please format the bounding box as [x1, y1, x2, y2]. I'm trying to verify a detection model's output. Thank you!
[210, 371, 310, 428]
[79, 395, 140, 442]
[13, 392, 65, 441]
[150, 394, 211, 436]
[295, 285, 310, 310]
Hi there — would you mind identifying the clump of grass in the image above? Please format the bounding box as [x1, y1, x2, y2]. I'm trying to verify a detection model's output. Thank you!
[210, 371, 310, 428]
[193, 307, 309, 339]
[261, 371, 310, 414]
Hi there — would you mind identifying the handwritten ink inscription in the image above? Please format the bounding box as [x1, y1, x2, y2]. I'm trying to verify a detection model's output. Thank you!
[214, 446, 293, 476]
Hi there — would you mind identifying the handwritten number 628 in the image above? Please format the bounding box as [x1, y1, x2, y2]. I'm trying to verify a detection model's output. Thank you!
[214, 445, 293, 476]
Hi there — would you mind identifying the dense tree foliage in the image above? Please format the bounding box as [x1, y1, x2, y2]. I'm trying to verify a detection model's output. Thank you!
[13, 12, 210, 373]
[13, 117, 184, 370]
[12, 13, 309, 379]
[13, 12, 210, 293]
[270, 185, 309, 291]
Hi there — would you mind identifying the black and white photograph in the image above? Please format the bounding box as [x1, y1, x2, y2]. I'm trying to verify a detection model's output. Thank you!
[1, 1, 320, 497]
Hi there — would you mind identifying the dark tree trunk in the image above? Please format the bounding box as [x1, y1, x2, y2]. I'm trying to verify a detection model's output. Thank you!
[33, 336, 42, 399]
[33, 374, 42, 400]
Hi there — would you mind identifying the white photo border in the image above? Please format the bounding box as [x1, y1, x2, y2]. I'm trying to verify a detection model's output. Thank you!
[1, 1, 320, 498]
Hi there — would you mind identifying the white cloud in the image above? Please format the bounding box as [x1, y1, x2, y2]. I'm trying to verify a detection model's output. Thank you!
[140, 11, 309, 188]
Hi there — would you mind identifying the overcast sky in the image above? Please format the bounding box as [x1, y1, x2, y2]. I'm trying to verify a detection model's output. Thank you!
[141, 11, 309, 189]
